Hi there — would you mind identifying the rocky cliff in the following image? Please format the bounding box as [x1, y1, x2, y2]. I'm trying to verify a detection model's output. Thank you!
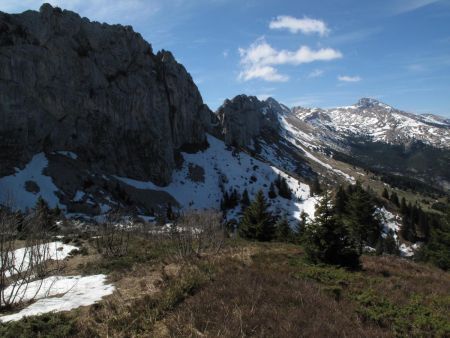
[216, 95, 285, 147]
[0, 4, 213, 185]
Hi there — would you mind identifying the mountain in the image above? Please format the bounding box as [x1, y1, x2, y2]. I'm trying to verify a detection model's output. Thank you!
[0, 5, 316, 221]
[0, 4, 214, 186]
[291, 98, 450, 150]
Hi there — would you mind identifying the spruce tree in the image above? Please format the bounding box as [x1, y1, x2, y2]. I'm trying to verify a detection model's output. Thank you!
[276, 216, 292, 242]
[241, 189, 250, 209]
[345, 184, 381, 253]
[239, 190, 275, 241]
[268, 183, 277, 199]
[310, 177, 322, 196]
[390, 192, 399, 207]
[295, 211, 308, 241]
[382, 187, 389, 199]
[334, 185, 348, 214]
[303, 191, 360, 268]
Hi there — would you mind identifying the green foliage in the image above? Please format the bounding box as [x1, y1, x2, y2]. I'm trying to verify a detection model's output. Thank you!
[274, 174, 292, 200]
[239, 190, 276, 241]
[0, 312, 77, 338]
[310, 176, 322, 196]
[355, 291, 450, 337]
[268, 182, 277, 199]
[303, 191, 360, 268]
[419, 211, 450, 270]
[275, 216, 292, 242]
[241, 189, 250, 209]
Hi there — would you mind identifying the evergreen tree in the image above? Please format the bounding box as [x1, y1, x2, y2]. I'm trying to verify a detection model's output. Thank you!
[35, 197, 53, 231]
[390, 192, 400, 207]
[384, 231, 400, 255]
[400, 197, 408, 214]
[268, 183, 277, 199]
[241, 189, 250, 209]
[310, 177, 322, 196]
[345, 183, 381, 253]
[334, 185, 348, 214]
[295, 211, 308, 241]
[419, 211, 450, 270]
[382, 187, 389, 199]
[303, 191, 360, 268]
[276, 176, 292, 200]
[276, 216, 292, 242]
[239, 190, 275, 241]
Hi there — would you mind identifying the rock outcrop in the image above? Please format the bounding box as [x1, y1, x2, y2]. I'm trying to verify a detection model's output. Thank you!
[0, 4, 213, 185]
[216, 95, 285, 147]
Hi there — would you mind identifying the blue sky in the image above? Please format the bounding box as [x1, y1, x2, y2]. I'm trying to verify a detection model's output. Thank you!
[2, 0, 450, 116]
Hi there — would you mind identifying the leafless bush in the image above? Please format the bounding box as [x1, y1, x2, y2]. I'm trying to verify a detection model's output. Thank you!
[0, 204, 63, 310]
[170, 210, 225, 259]
[94, 210, 132, 258]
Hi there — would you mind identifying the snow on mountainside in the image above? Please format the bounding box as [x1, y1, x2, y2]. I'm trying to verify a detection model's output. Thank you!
[291, 98, 450, 149]
[0, 135, 318, 222]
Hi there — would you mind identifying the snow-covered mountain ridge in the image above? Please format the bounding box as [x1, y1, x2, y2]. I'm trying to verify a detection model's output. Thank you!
[291, 98, 450, 149]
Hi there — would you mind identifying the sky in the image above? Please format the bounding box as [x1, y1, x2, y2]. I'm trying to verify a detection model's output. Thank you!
[1, 0, 450, 116]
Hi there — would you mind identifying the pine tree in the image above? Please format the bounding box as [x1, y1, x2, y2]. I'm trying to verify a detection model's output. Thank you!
[419, 211, 450, 270]
[276, 216, 292, 242]
[310, 177, 322, 196]
[400, 197, 408, 215]
[241, 189, 250, 209]
[35, 197, 53, 231]
[268, 183, 277, 199]
[390, 192, 400, 207]
[345, 184, 381, 253]
[303, 191, 360, 268]
[382, 187, 389, 199]
[239, 190, 275, 241]
[384, 231, 400, 255]
[334, 185, 348, 214]
[295, 211, 308, 241]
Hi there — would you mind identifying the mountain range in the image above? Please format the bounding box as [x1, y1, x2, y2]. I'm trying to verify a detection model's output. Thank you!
[0, 4, 449, 221]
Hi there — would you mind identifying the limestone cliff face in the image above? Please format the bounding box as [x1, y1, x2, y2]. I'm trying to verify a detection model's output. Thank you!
[0, 4, 213, 185]
[216, 95, 284, 147]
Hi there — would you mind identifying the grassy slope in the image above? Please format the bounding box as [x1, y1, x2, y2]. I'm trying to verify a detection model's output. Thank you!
[1, 239, 449, 337]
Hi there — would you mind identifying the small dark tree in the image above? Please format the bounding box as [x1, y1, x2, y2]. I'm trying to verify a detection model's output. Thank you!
[390, 192, 400, 207]
[295, 211, 308, 241]
[35, 197, 54, 231]
[268, 183, 277, 199]
[382, 187, 389, 199]
[334, 185, 348, 214]
[310, 177, 322, 196]
[303, 191, 360, 268]
[276, 216, 292, 242]
[239, 190, 275, 241]
[241, 189, 250, 209]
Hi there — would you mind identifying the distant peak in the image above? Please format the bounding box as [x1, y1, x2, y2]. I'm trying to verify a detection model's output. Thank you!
[356, 97, 392, 110]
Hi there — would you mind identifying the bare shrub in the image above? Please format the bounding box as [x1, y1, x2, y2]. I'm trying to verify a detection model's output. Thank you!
[170, 210, 225, 259]
[0, 204, 64, 310]
[94, 210, 132, 258]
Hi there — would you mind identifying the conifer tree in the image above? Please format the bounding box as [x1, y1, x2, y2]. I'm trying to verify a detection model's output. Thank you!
[334, 185, 348, 214]
[345, 183, 381, 253]
[382, 187, 389, 199]
[390, 192, 400, 207]
[295, 211, 308, 241]
[268, 182, 277, 199]
[303, 191, 359, 268]
[35, 197, 53, 231]
[239, 190, 275, 241]
[310, 177, 322, 196]
[241, 189, 250, 209]
[276, 216, 292, 242]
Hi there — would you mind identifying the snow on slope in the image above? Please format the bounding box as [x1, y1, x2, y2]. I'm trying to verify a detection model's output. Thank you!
[116, 134, 318, 221]
[292, 99, 450, 149]
[1, 242, 78, 278]
[0, 153, 61, 209]
[0, 274, 114, 322]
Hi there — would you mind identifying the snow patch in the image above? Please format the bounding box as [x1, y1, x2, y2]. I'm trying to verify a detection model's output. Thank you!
[0, 274, 114, 322]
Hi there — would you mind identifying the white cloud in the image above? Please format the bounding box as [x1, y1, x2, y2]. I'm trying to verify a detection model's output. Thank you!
[338, 75, 361, 82]
[238, 38, 342, 82]
[223, 49, 229, 58]
[269, 15, 329, 36]
[308, 69, 324, 78]
[239, 65, 289, 82]
[391, 0, 441, 14]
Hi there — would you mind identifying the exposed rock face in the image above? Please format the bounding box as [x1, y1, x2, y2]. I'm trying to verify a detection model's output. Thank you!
[0, 4, 213, 184]
[216, 95, 285, 147]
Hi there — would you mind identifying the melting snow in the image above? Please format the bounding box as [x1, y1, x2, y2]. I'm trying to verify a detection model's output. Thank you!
[0, 274, 114, 322]
[0, 153, 61, 210]
[116, 134, 317, 222]
[1, 242, 78, 278]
